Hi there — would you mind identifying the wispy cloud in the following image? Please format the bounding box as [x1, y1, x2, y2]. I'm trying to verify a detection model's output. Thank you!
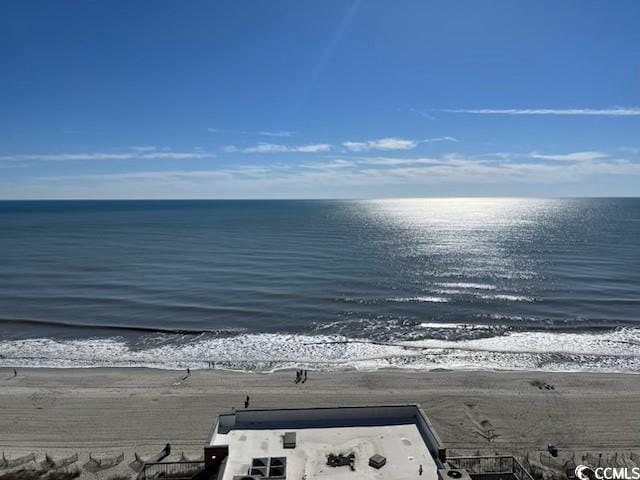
[618, 147, 640, 154]
[8, 149, 638, 199]
[222, 136, 458, 154]
[342, 136, 457, 152]
[0, 148, 213, 162]
[440, 107, 640, 116]
[423, 136, 458, 143]
[128, 146, 158, 153]
[207, 128, 295, 137]
[51, 169, 233, 181]
[256, 131, 295, 137]
[300, 159, 355, 170]
[223, 143, 332, 154]
[408, 107, 436, 120]
[353, 156, 442, 166]
[343, 137, 417, 152]
[306, 150, 640, 179]
[530, 151, 609, 162]
[6, 145, 640, 199]
[39, 151, 640, 187]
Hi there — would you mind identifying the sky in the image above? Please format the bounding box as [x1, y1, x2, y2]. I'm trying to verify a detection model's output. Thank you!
[1, 0, 640, 199]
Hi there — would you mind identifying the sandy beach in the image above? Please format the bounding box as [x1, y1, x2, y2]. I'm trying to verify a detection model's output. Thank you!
[1, 367, 639, 476]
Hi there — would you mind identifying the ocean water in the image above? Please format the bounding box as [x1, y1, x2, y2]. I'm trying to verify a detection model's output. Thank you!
[1, 198, 639, 373]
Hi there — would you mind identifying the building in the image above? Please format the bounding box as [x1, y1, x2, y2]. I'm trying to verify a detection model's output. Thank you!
[202, 404, 533, 480]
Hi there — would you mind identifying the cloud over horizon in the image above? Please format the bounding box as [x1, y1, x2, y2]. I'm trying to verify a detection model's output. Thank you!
[207, 128, 295, 137]
[223, 143, 332, 153]
[0, 147, 213, 162]
[529, 151, 610, 162]
[7, 149, 637, 199]
[440, 107, 640, 116]
[342, 136, 457, 152]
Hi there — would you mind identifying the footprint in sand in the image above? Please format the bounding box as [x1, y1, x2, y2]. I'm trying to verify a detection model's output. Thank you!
[464, 403, 499, 442]
[29, 392, 57, 408]
[530, 379, 555, 390]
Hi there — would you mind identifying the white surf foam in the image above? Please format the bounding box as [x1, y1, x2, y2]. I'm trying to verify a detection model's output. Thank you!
[418, 322, 491, 330]
[1, 328, 639, 373]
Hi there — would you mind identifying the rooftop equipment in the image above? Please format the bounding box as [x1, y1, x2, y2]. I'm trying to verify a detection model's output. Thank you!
[369, 454, 387, 469]
[283, 432, 296, 449]
[247, 457, 286, 479]
[327, 453, 356, 471]
[437, 468, 474, 480]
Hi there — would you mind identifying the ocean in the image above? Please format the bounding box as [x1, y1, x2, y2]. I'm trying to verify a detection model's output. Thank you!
[1, 198, 639, 372]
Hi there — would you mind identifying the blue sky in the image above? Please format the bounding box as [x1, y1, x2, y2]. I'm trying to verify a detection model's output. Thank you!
[1, 0, 640, 198]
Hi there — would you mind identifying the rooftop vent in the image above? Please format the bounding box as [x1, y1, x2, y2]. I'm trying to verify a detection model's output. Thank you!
[369, 454, 387, 469]
[269, 466, 286, 477]
[438, 468, 473, 480]
[269, 457, 287, 478]
[249, 457, 268, 477]
[252, 458, 268, 467]
[248, 457, 287, 479]
[283, 432, 296, 449]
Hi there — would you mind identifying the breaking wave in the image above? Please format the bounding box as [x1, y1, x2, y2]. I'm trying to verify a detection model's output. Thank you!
[1, 327, 639, 374]
[0, 316, 243, 336]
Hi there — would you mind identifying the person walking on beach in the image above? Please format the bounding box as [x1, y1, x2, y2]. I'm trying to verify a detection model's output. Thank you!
[244, 395, 250, 408]
[186, 367, 190, 376]
[303, 370, 307, 382]
[13, 368, 17, 377]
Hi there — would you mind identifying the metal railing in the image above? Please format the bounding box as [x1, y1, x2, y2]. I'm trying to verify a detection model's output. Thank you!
[137, 461, 205, 480]
[1, 451, 36, 468]
[447, 456, 535, 480]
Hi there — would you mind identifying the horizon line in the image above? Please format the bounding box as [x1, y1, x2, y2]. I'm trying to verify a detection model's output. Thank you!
[1, 195, 639, 201]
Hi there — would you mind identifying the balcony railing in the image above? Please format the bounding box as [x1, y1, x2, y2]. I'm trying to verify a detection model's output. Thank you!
[137, 461, 206, 480]
[447, 455, 535, 480]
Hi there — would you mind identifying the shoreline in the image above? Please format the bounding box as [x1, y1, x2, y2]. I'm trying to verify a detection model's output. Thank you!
[2, 363, 640, 375]
[2, 327, 639, 374]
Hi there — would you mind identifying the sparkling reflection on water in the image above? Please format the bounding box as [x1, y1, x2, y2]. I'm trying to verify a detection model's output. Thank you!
[0, 198, 639, 371]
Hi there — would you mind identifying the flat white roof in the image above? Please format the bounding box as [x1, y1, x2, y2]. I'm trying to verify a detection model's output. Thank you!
[216, 424, 437, 480]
